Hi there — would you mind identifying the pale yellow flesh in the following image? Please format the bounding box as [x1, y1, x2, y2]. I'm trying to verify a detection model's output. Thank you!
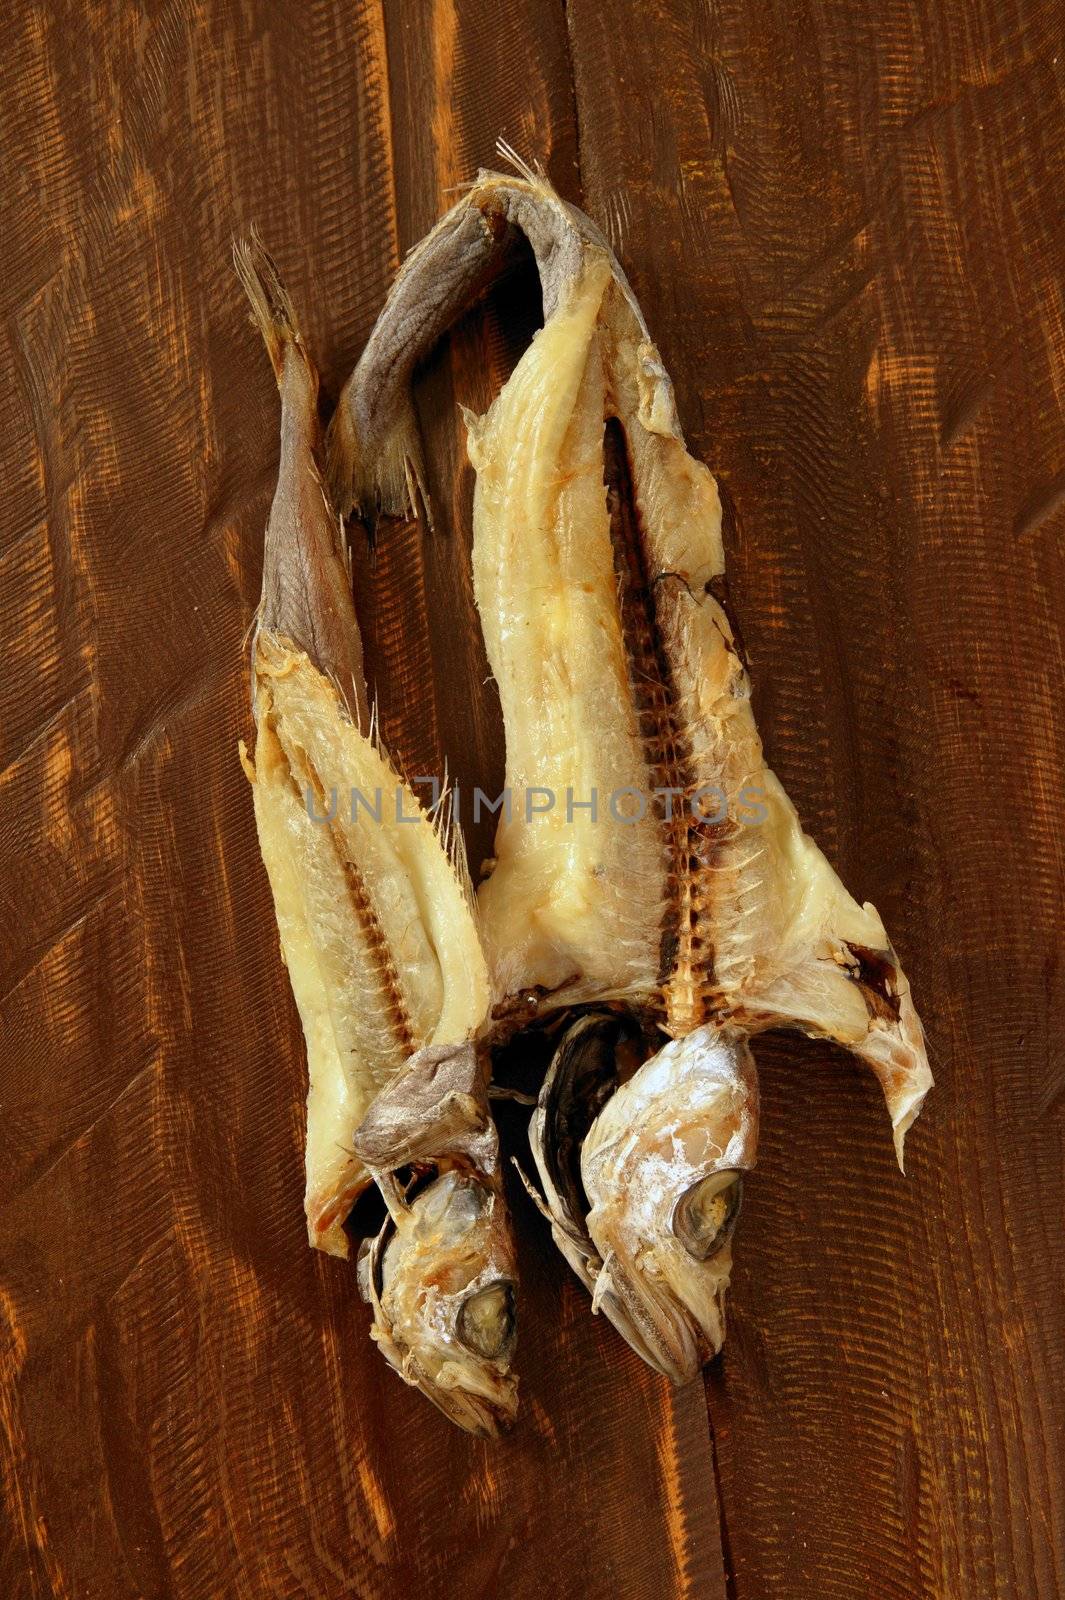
[244, 632, 489, 1254]
[469, 255, 665, 1005]
[468, 231, 932, 1162]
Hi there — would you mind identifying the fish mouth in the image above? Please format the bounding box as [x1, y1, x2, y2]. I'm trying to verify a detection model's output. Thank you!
[408, 1359, 518, 1439]
[534, 1199, 705, 1383]
[592, 1252, 721, 1385]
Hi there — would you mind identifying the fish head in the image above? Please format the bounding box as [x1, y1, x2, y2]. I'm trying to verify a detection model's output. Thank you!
[581, 1023, 758, 1384]
[354, 1042, 518, 1437]
[359, 1169, 518, 1436]
[529, 1013, 757, 1385]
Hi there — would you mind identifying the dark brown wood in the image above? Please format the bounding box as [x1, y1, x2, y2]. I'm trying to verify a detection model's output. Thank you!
[565, 3, 1065, 1596]
[1, 2, 1061, 1597]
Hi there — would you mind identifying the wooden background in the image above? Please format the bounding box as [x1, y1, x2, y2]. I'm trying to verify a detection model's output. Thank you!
[2, 1, 1063, 1596]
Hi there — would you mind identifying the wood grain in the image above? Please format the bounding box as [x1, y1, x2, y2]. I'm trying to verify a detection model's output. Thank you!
[1, 2, 1062, 1597]
[565, 2, 1065, 1596]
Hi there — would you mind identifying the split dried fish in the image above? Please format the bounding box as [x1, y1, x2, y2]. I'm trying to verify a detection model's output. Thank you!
[328, 158, 932, 1386]
[235, 239, 517, 1434]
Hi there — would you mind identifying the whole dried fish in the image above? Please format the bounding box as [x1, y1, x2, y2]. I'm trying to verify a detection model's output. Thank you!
[235, 239, 517, 1434]
[328, 157, 932, 1385]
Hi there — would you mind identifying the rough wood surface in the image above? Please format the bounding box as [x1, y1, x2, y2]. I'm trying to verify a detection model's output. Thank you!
[1, 2, 1062, 1597]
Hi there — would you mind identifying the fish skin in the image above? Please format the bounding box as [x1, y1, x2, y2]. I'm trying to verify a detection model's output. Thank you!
[234, 235, 368, 724]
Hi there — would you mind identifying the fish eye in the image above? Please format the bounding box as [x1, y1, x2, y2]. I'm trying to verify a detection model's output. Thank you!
[672, 1170, 743, 1260]
[456, 1280, 516, 1359]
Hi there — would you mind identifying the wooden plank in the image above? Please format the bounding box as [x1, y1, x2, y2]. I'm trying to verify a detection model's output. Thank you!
[3, 0, 1063, 1594]
[0, 2, 728, 1596]
[564, 1, 1065, 1596]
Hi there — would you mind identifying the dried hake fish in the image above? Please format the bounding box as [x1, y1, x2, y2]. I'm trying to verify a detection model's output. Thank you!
[330, 161, 932, 1380]
[236, 238, 517, 1431]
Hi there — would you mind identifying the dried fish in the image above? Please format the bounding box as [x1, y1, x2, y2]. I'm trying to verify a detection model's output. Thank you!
[235, 238, 517, 1432]
[328, 158, 932, 1383]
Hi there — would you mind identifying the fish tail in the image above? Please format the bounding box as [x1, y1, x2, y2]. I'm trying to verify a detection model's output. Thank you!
[233, 229, 303, 384]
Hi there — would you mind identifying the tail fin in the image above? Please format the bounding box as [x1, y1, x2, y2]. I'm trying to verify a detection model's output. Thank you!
[233, 230, 302, 384]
